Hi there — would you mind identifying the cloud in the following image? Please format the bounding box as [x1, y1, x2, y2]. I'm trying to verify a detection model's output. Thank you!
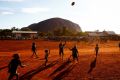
[0, 0, 24, 2]
[1, 11, 14, 15]
[0, 7, 15, 15]
[21, 7, 50, 14]
[0, 11, 14, 15]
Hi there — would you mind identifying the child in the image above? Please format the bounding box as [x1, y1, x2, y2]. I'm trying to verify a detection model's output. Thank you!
[69, 45, 79, 62]
[95, 44, 99, 57]
[44, 49, 50, 66]
[31, 42, 38, 58]
[59, 41, 66, 60]
[8, 54, 24, 80]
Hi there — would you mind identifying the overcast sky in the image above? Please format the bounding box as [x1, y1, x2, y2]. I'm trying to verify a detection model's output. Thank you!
[0, 0, 120, 34]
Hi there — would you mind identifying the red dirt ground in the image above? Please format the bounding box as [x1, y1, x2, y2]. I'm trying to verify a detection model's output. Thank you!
[0, 40, 120, 80]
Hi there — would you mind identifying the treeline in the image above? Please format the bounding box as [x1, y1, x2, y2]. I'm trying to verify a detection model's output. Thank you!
[38, 27, 87, 37]
[0, 27, 31, 39]
[0, 27, 87, 40]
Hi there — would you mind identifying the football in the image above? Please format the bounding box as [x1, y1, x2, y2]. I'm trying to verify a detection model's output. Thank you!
[71, 2, 75, 6]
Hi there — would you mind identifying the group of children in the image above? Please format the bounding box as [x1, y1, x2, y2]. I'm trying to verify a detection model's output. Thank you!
[59, 41, 79, 62]
[8, 41, 120, 80]
[8, 42, 51, 80]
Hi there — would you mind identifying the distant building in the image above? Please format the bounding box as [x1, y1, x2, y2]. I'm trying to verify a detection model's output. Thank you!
[86, 31, 116, 37]
[103, 31, 116, 35]
[118, 34, 120, 36]
[85, 31, 120, 41]
[12, 31, 38, 39]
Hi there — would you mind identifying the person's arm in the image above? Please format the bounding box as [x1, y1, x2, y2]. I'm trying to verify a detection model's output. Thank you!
[19, 60, 25, 68]
[69, 48, 73, 51]
[63, 41, 66, 46]
[49, 49, 50, 54]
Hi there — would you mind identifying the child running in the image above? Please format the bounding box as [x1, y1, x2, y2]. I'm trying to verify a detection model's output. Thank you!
[8, 54, 24, 80]
[44, 49, 50, 66]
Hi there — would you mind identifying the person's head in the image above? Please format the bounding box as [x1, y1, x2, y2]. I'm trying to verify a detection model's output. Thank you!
[45, 49, 48, 53]
[32, 42, 35, 45]
[96, 44, 98, 46]
[13, 54, 19, 59]
[59, 42, 62, 45]
[73, 45, 77, 49]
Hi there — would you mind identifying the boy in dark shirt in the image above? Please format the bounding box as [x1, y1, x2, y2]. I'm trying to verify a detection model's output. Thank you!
[8, 54, 24, 80]
[31, 42, 38, 58]
[69, 45, 79, 62]
[59, 41, 66, 60]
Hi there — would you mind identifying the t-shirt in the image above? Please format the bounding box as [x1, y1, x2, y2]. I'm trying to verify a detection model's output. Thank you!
[32, 45, 36, 51]
[8, 59, 21, 73]
[95, 46, 99, 51]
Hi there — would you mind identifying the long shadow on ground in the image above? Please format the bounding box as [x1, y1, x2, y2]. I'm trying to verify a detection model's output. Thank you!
[88, 57, 97, 73]
[0, 66, 8, 71]
[53, 63, 75, 80]
[19, 59, 59, 80]
[49, 59, 72, 77]
[0, 55, 58, 72]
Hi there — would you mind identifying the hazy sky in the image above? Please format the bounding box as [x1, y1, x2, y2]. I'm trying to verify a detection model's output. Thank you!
[0, 0, 120, 34]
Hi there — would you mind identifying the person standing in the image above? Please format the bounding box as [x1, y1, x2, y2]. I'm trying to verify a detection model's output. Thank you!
[69, 45, 79, 62]
[31, 42, 38, 58]
[59, 41, 66, 60]
[95, 44, 99, 57]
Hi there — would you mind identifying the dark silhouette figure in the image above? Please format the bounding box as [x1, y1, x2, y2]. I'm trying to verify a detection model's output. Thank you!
[118, 42, 120, 51]
[95, 44, 99, 57]
[71, 2, 75, 6]
[44, 49, 50, 66]
[69, 46, 79, 62]
[8, 54, 24, 80]
[88, 57, 97, 73]
[31, 42, 38, 58]
[59, 41, 66, 60]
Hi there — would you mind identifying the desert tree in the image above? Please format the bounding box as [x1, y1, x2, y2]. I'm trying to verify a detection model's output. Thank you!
[0, 29, 12, 39]
[21, 27, 32, 31]
[11, 27, 19, 31]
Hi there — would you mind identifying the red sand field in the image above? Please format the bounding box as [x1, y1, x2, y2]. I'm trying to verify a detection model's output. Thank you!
[0, 40, 120, 80]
